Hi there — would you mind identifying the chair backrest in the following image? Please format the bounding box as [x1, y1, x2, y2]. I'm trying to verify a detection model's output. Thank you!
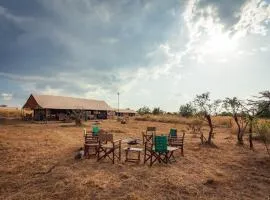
[169, 128, 177, 138]
[106, 133, 113, 143]
[142, 127, 156, 144]
[92, 125, 100, 136]
[98, 132, 108, 143]
[154, 135, 168, 153]
[142, 131, 155, 145]
[147, 127, 156, 133]
[85, 134, 99, 144]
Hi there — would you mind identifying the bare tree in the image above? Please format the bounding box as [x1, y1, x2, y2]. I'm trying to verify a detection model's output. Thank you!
[223, 97, 249, 145]
[193, 92, 221, 145]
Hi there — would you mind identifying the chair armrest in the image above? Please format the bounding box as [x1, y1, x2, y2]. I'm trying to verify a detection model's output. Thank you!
[113, 139, 122, 143]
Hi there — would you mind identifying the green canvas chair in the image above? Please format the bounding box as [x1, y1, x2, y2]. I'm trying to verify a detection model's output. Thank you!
[169, 128, 177, 138]
[149, 135, 168, 166]
[92, 126, 100, 136]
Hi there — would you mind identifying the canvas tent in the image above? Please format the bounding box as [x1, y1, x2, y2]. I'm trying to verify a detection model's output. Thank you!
[23, 94, 113, 121]
[114, 108, 137, 117]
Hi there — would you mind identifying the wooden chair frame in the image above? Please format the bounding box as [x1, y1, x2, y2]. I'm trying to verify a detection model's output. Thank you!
[168, 131, 185, 156]
[84, 134, 99, 158]
[143, 131, 155, 164]
[97, 133, 121, 164]
[150, 150, 168, 166]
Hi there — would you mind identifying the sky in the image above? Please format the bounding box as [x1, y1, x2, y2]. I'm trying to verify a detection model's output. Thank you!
[0, 0, 270, 112]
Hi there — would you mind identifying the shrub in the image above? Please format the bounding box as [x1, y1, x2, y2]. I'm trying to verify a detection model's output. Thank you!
[255, 121, 270, 156]
[137, 106, 151, 115]
[179, 103, 196, 117]
[152, 107, 164, 115]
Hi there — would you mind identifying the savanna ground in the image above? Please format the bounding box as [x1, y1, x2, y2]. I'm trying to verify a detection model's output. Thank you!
[0, 116, 270, 200]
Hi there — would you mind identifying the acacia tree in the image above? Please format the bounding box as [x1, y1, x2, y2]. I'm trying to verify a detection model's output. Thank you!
[223, 97, 248, 145]
[255, 121, 270, 157]
[246, 91, 270, 149]
[179, 102, 196, 117]
[137, 106, 151, 115]
[193, 92, 221, 145]
[71, 108, 84, 126]
[249, 91, 270, 118]
[152, 107, 164, 115]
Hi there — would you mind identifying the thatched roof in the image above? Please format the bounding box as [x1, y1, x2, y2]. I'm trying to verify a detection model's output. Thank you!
[23, 94, 113, 111]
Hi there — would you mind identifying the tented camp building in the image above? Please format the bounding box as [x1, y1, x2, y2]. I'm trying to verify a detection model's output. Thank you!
[23, 94, 114, 121]
[115, 109, 137, 117]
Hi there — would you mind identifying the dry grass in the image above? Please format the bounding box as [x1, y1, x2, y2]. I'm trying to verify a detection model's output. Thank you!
[0, 107, 21, 118]
[212, 116, 233, 128]
[135, 114, 194, 125]
[0, 119, 270, 200]
[135, 115, 233, 129]
[0, 107, 33, 120]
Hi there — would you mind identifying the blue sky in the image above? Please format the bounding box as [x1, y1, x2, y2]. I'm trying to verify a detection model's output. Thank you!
[0, 0, 270, 111]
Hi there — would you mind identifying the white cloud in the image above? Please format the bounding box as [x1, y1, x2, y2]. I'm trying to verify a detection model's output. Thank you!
[233, 0, 270, 36]
[1, 0, 270, 111]
[0, 5, 33, 23]
[260, 46, 268, 51]
[1, 93, 13, 101]
[40, 86, 63, 96]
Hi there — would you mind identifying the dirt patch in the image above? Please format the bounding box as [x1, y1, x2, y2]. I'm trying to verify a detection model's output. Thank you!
[0, 119, 270, 199]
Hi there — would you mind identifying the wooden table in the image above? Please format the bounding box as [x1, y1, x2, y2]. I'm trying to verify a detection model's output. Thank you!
[122, 138, 143, 163]
[123, 147, 143, 163]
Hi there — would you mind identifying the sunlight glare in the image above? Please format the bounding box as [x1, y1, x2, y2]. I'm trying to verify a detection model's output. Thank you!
[204, 33, 238, 54]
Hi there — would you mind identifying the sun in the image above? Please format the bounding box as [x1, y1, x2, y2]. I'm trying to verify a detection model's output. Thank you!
[204, 33, 238, 54]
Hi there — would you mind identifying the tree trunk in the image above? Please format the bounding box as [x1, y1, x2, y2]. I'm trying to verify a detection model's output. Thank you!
[249, 133, 253, 150]
[249, 118, 254, 150]
[234, 115, 243, 145]
[75, 118, 82, 126]
[206, 114, 213, 144]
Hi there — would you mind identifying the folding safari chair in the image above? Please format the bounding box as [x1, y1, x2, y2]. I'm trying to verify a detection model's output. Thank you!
[168, 128, 177, 138]
[168, 130, 185, 156]
[143, 130, 155, 164]
[149, 135, 168, 166]
[97, 133, 122, 164]
[84, 134, 99, 158]
[92, 125, 100, 136]
[142, 127, 156, 144]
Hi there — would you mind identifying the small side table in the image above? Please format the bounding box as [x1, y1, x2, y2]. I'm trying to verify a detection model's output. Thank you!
[123, 147, 143, 163]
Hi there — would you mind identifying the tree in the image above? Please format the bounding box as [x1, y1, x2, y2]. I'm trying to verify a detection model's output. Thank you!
[137, 106, 151, 115]
[245, 90, 270, 149]
[223, 97, 248, 145]
[257, 102, 270, 118]
[152, 107, 164, 115]
[219, 111, 232, 116]
[250, 90, 270, 118]
[70, 108, 84, 126]
[193, 92, 221, 145]
[255, 121, 270, 157]
[179, 102, 196, 117]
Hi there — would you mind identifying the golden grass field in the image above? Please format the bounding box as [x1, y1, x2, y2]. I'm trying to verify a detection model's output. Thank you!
[0, 107, 21, 118]
[0, 118, 270, 200]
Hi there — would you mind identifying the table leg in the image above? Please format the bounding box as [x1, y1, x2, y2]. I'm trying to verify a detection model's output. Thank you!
[125, 150, 128, 162]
